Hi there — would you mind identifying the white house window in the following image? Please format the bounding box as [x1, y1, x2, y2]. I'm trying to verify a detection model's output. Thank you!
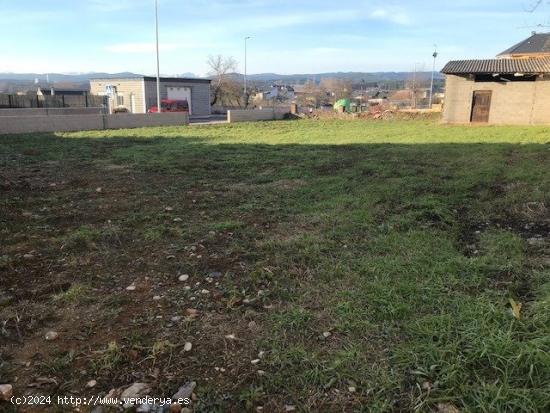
[117, 95, 124, 106]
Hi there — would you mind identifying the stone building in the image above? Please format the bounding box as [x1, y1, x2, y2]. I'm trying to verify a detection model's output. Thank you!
[442, 33, 550, 124]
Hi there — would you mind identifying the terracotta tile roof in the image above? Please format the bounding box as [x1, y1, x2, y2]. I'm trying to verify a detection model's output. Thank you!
[441, 58, 550, 74]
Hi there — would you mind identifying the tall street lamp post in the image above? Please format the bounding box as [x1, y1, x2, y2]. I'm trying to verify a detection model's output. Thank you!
[244, 36, 251, 98]
[155, 0, 161, 113]
[429, 46, 438, 109]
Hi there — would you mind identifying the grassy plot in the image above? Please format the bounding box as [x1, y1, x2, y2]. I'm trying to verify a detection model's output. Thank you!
[1, 119, 549, 412]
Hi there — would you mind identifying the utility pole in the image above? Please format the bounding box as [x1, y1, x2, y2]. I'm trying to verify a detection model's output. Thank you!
[244, 36, 251, 99]
[412, 63, 418, 109]
[155, 0, 161, 113]
[429, 46, 438, 109]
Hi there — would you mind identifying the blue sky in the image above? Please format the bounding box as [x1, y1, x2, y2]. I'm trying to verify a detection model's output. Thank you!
[1, 0, 548, 75]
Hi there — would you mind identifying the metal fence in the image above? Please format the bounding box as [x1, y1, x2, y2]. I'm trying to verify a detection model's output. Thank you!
[0, 94, 106, 109]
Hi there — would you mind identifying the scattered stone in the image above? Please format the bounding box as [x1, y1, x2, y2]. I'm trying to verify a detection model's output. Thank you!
[248, 321, 258, 330]
[322, 331, 332, 338]
[120, 383, 152, 406]
[167, 255, 176, 260]
[257, 370, 266, 376]
[178, 274, 189, 282]
[153, 295, 162, 301]
[169, 404, 183, 413]
[348, 386, 356, 393]
[44, 331, 59, 341]
[200, 289, 210, 295]
[96, 187, 103, 193]
[183, 286, 191, 291]
[165, 207, 174, 212]
[172, 381, 196, 400]
[86, 380, 97, 388]
[171, 316, 182, 322]
[285, 405, 296, 412]
[184, 342, 193, 352]
[126, 284, 136, 291]
[528, 237, 544, 246]
[437, 403, 460, 413]
[251, 359, 260, 365]
[105, 388, 121, 399]
[185, 308, 199, 317]
[0, 384, 13, 401]
[225, 334, 236, 340]
[23, 254, 35, 260]
[136, 404, 154, 413]
[258, 351, 265, 358]
[173, 218, 183, 222]
[209, 271, 223, 278]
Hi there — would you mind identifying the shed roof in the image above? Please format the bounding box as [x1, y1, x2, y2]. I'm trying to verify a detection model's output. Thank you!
[441, 58, 550, 74]
[498, 33, 550, 56]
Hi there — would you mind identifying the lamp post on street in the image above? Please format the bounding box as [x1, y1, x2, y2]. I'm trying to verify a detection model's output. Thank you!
[429, 46, 438, 109]
[154, 0, 161, 113]
[244, 36, 251, 98]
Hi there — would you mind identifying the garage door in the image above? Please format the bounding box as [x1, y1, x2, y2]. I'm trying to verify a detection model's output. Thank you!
[167, 87, 192, 115]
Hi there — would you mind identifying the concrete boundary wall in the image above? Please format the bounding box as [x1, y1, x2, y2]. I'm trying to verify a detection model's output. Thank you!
[228, 109, 288, 123]
[0, 113, 189, 135]
[0, 108, 104, 117]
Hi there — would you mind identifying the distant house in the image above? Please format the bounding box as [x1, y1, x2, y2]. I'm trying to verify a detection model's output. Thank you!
[442, 32, 550, 124]
[89, 76, 211, 116]
[254, 84, 296, 103]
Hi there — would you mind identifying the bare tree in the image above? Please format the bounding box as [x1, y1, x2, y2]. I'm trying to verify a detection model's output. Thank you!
[207, 55, 237, 106]
[528, 0, 544, 11]
[320, 78, 352, 102]
[297, 80, 325, 107]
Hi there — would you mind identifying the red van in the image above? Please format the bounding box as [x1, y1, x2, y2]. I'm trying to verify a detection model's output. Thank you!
[149, 99, 189, 113]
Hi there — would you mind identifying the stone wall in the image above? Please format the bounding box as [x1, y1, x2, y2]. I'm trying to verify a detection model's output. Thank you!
[227, 109, 288, 123]
[0, 108, 104, 117]
[0, 113, 189, 135]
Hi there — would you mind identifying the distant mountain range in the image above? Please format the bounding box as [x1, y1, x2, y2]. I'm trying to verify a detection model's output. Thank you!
[0, 71, 444, 92]
[237, 71, 443, 84]
[0, 71, 443, 82]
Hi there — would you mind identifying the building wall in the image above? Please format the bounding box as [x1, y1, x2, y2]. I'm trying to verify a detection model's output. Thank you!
[227, 109, 288, 123]
[0, 113, 189, 135]
[90, 79, 146, 113]
[0, 108, 104, 117]
[143, 80, 211, 116]
[443, 74, 550, 124]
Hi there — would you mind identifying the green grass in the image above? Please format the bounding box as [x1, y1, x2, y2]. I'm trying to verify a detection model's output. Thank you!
[1, 119, 549, 412]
